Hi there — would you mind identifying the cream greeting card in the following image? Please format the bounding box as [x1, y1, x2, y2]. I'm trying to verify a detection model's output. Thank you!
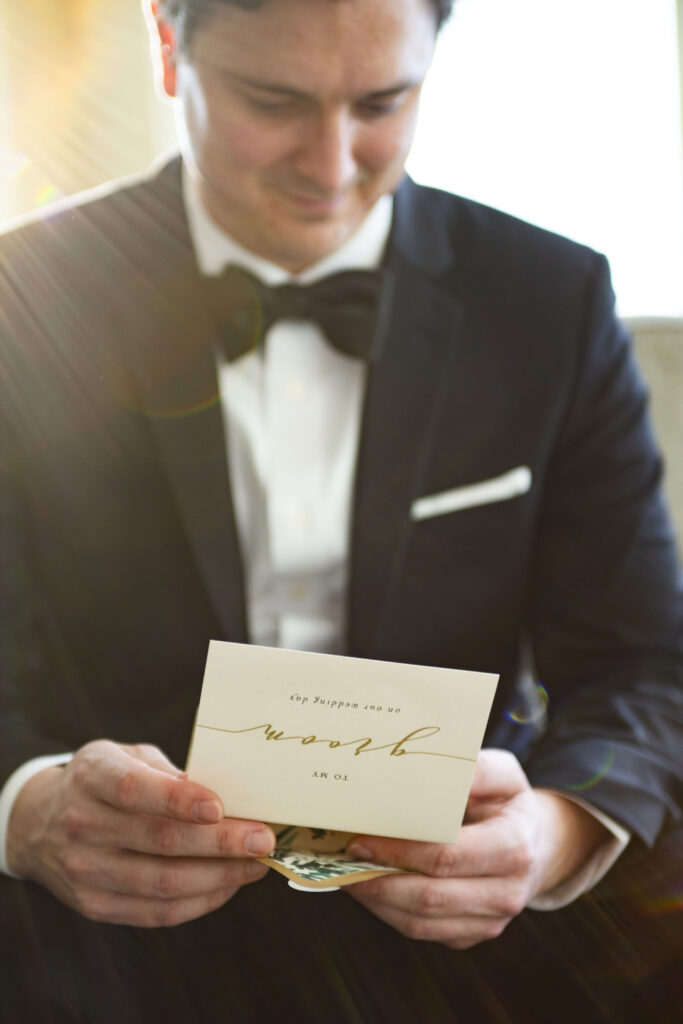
[187, 641, 498, 857]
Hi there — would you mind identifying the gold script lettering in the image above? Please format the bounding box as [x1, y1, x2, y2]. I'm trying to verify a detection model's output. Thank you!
[212, 723, 465, 761]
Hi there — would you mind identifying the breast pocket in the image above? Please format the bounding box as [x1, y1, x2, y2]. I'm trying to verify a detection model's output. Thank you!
[410, 466, 532, 522]
[397, 465, 536, 636]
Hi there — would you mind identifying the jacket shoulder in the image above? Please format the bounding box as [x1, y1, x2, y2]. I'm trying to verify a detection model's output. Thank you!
[0, 157, 187, 275]
[395, 179, 605, 288]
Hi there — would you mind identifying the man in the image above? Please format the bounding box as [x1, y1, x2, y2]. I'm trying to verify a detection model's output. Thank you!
[1, 0, 682, 1019]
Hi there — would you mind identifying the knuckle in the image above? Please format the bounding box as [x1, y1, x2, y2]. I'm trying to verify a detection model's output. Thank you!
[75, 891, 107, 923]
[509, 838, 534, 876]
[447, 919, 508, 950]
[403, 915, 433, 942]
[133, 743, 161, 760]
[72, 740, 113, 781]
[85, 738, 114, 754]
[431, 844, 459, 878]
[61, 806, 87, 843]
[485, 917, 510, 941]
[498, 888, 526, 918]
[149, 817, 182, 854]
[162, 782, 186, 819]
[153, 866, 183, 899]
[70, 758, 92, 791]
[357, 879, 382, 901]
[153, 901, 183, 928]
[214, 825, 238, 857]
[416, 882, 444, 916]
[61, 848, 88, 885]
[114, 769, 140, 810]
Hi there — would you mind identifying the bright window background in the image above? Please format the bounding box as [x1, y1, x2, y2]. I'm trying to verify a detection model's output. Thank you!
[408, 0, 683, 317]
[1, 0, 681, 317]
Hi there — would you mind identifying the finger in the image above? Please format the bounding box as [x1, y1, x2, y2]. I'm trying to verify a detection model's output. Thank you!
[436, 818, 533, 876]
[122, 743, 185, 778]
[347, 816, 532, 878]
[64, 849, 269, 900]
[348, 872, 528, 921]
[467, 748, 528, 805]
[73, 742, 225, 823]
[72, 885, 237, 928]
[88, 808, 276, 860]
[63, 793, 276, 860]
[346, 835, 457, 873]
[347, 888, 510, 948]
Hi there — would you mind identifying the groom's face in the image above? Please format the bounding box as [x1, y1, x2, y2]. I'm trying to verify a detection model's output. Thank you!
[157, 0, 437, 270]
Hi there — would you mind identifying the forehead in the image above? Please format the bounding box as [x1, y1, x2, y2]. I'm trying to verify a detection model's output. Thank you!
[187, 0, 438, 95]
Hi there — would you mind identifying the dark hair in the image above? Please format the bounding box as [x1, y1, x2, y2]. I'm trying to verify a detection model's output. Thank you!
[160, 0, 455, 51]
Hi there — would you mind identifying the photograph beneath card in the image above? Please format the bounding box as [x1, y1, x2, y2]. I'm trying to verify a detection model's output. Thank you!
[262, 825, 407, 890]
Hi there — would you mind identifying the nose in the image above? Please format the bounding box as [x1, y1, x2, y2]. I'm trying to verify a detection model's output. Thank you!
[294, 108, 358, 193]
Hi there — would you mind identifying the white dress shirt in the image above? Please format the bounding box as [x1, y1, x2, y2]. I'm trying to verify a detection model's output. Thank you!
[0, 169, 628, 903]
[186, 176, 393, 654]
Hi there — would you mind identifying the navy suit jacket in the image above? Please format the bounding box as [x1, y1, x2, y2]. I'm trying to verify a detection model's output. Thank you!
[1, 157, 682, 849]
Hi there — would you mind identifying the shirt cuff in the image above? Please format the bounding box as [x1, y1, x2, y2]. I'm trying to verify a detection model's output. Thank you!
[0, 753, 73, 878]
[528, 790, 631, 911]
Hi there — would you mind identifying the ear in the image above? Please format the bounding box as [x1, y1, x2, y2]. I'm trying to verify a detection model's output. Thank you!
[144, 0, 178, 98]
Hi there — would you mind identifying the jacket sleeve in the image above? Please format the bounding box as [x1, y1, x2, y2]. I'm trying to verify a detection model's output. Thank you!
[0, 388, 76, 780]
[0, 228, 96, 784]
[523, 255, 683, 847]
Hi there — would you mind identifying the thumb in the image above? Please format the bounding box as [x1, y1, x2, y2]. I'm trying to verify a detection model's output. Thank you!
[468, 748, 529, 805]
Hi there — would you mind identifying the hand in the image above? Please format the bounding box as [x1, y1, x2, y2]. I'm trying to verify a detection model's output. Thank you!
[6, 740, 275, 927]
[346, 748, 608, 949]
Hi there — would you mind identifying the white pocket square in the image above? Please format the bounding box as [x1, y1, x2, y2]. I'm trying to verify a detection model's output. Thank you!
[411, 466, 532, 522]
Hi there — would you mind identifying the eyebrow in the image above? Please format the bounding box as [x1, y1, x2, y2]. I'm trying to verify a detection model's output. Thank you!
[227, 72, 420, 101]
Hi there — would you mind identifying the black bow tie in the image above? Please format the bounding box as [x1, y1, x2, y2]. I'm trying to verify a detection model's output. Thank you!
[206, 264, 391, 362]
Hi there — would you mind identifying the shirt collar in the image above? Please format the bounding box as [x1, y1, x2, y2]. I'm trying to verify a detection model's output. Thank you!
[183, 167, 393, 284]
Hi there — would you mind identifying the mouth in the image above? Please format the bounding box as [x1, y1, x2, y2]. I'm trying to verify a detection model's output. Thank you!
[278, 188, 350, 217]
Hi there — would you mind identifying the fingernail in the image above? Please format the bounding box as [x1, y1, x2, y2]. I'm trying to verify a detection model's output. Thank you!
[245, 829, 275, 856]
[193, 800, 222, 823]
[347, 844, 374, 862]
[246, 860, 269, 880]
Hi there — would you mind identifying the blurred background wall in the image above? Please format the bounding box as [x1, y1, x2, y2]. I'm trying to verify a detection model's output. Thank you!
[0, 0, 175, 220]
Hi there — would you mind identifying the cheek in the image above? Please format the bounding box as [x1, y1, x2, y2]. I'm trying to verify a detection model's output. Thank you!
[202, 106, 295, 176]
[361, 115, 419, 177]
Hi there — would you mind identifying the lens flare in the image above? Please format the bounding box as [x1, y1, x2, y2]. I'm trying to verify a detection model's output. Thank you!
[639, 890, 683, 916]
[144, 393, 222, 420]
[35, 184, 66, 207]
[0, 150, 30, 181]
[568, 744, 615, 792]
[504, 682, 549, 724]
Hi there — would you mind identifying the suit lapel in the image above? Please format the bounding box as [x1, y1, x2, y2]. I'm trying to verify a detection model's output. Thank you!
[118, 161, 247, 641]
[348, 178, 466, 656]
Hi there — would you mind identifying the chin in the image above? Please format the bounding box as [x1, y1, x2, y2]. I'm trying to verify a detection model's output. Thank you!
[266, 222, 357, 271]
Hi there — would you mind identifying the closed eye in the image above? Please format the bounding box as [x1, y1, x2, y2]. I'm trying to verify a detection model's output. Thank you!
[240, 92, 305, 116]
[355, 93, 408, 118]
[229, 73, 418, 120]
